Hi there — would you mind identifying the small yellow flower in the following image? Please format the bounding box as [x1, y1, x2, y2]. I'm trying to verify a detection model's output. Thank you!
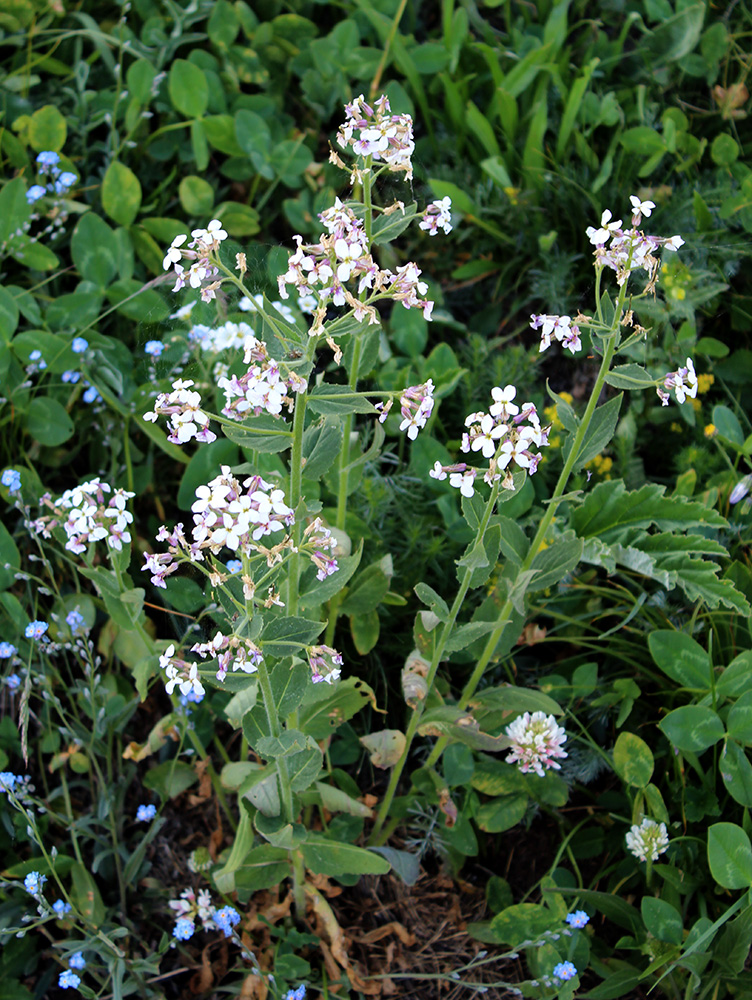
[671, 287, 686, 301]
[670, 422, 683, 433]
[559, 391, 574, 404]
[704, 424, 717, 438]
[697, 373, 715, 394]
[691, 398, 702, 412]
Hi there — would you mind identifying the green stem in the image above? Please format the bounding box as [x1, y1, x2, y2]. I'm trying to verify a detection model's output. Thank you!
[423, 327, 622, 773]
[286, 353, 312, 616]
[369, 474, 503, 845]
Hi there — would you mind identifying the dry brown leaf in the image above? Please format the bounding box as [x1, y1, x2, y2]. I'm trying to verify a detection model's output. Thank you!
[353, 921, 416, 947]
[517, 622, 547, 646]
[310, 872, 344, 897]
[240, 973, 268, 1000]
[439, 787, 458, 828]
[307, 885, 381, 995]
[189, 943, 215, 993]
[187, 758, 213, 805]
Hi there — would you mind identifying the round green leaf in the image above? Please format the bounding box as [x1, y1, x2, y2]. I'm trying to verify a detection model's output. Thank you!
[659, 705, 724, 753]
[708, 823, 752, 889]
[727, 691, 752, 745]
[179, 175, 215, 217]
[613, 732, 654, 788]
[101, 160, 142, 227]
[720, 741, 752, 807]
[475, 793, 528, 832]
[214, 201, 260, 238]
[648, 630, 711, 689]
[28, 104, 67, 151]
[26, 397, 74, 446]
[168, 59, 208, 118]
[71, 213, 118, 286]
[641, 896, 683, 944]
[711, 134, 739, 167]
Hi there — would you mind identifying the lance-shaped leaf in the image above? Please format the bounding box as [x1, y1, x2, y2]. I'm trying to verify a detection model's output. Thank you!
[418, 706, 511, 751]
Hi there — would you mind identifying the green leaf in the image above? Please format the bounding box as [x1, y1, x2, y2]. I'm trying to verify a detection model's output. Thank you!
[0, 285, 19, 343]
[613, 732, 654, 789]
[301, 836, 390, 877]
[70, 862, 104, 928]
[712, 404, 745, 448]
[476, 794, 528, 833]
[71, 213, 118, 286]
[604, 364, 656, 390]
[528, 536, 583, 592]
[0, 179, 31, 248]
[178, 175, 214, 216]
[307, 385, 376, 416]
[369, 846, 420, 886]
[718, 652, 752, 701]
[168, 59, 208, 118]
[414, 582, 449, 622]
[25, 397, 74, 446]
[260, 616, 325, 656]
[142, 760, 198, 800]
[371, 201, 418, 245]
[470, 684, 563, 717]
[720, 741, 752, 807]
[444, 620, 499, 654]
[299, 545, 363, 608]
[0, 521, 21, 591]
[418, 705, 509, 751]
[712, 134, 740, 167]
[727, 691, 752, 745]
[12, 241, 59, 271]
[314, 780, 374, 819]
[572, 480, 727, 538]
[302, 420, 343, 479]
[298, 676, 374, 739]
[659, 706, 725, 753]
[488, 903, 560, 947]
[427, 178, 476, 215]
[648, 630, 711, 689]
[101, 161, 142, 226]
[567, 393, 622, 471]
[641, 896, 683, 944]
[555, 888, 642, 933]
[28, 104, 67, 151]
[708, 823, 752, 889]
[339, 565, 389, 616]
[233, 846, 290, 898]
[222, 414, 292, 453]
[350, 609, 380, 655]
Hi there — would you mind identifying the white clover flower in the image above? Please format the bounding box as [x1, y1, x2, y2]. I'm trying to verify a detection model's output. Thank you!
[505, 711, 568, 777]
[626, 818, 669, 862]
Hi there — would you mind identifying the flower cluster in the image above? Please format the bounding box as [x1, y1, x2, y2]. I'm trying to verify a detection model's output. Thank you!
[585, 197, 684, 288]
[2, 468, 21, 494]
[419, 197, 453, 236]
[658, 357, 698, 406]
[162, 219, 228, 301]
[391, 379, 435, 440]
[303, 517, 339, 582]
[277, 198, 433, 328]
[552, 961, 577, 982]
[335, 93, 415, 180]
[25, 620, 48, 641]
[430, 385, 549, 495]
[307, 645, 344, 684]
[143, 468, 295, 592]
[530, 313, 582, 355]
[143, 378, 217, 445]
[159, 645, 206, 700]
[191, 630, 263, 683]
[565, 910, 589, 929]
[33, 479, 135, 554]
[626, 817, 669, 862]
[27, 151, 77, 203]
[504, 711, 568, 777]
[0, 772, 35, 805]
[218, 337, 307, 421]
[169, 887, 240, 941]
[136, 803, 157, 822]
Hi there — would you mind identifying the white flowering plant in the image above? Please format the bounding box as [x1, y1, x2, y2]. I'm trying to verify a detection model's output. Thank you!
[2, 29, 752, 996]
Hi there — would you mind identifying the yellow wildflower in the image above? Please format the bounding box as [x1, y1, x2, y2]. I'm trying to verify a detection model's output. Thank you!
[697, 373, 715, 394]
[704, 424, 717, 438]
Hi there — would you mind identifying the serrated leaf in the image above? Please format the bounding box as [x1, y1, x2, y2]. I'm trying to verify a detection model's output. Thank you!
[528, 536, 583, 592]
[572, 480, 727, 537]
[414, 582, 449, 622]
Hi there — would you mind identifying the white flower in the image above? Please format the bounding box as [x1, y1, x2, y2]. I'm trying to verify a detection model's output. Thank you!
[626, 818, 669, 862]
[162, 234, 187, 270]
[429, 461, 447, 481]
[471, 414, 504, 458]
[629, 195, 655, 218]
[449, 469, 476, 498]
[489, 384, 519, 418]
[505, 711, 568, 777]
[586, 209, 622, 246]
[664, 235, 684, 251]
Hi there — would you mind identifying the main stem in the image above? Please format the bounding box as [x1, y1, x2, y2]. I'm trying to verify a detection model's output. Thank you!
[369, 475, 503, 845]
